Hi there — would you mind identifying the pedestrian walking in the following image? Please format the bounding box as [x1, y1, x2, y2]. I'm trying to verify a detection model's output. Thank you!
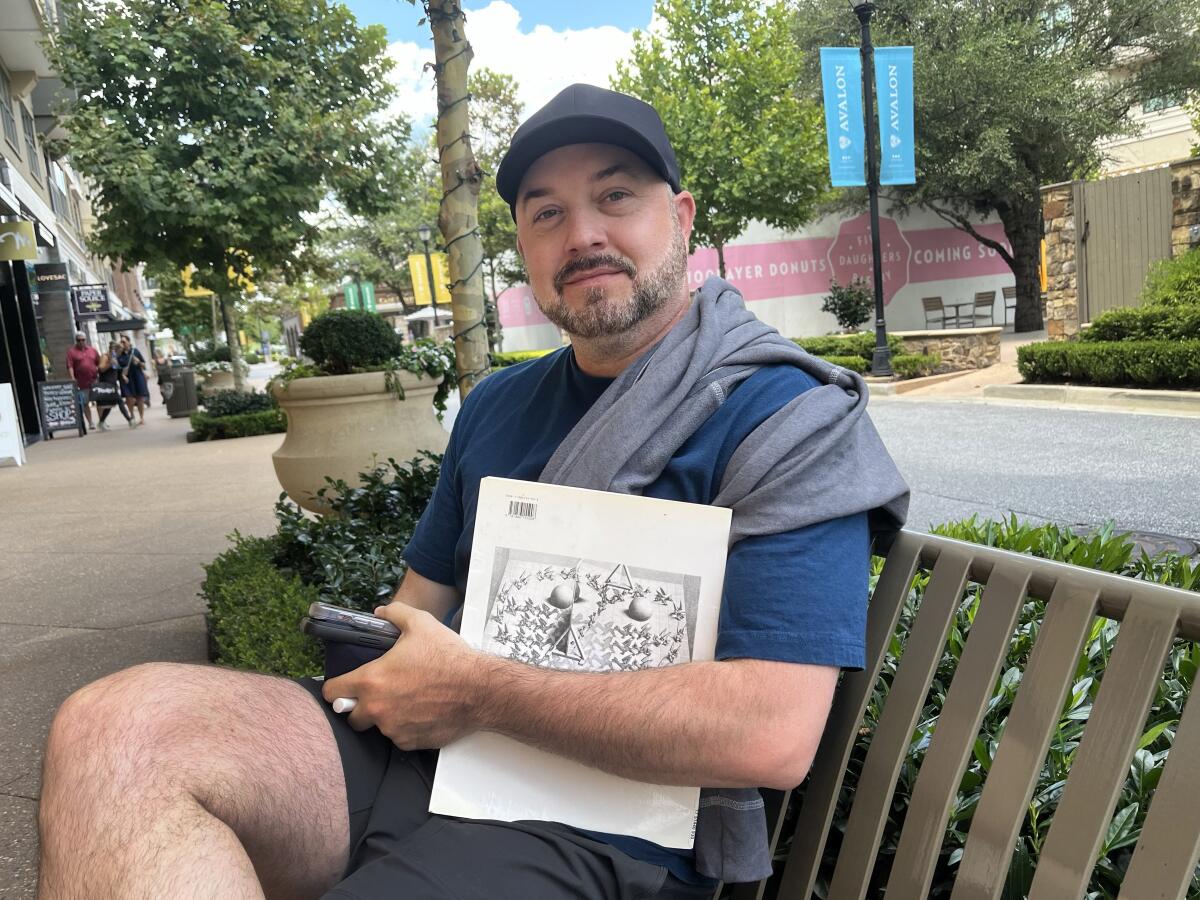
[117, 335, 149, 426]
[94, 341, 135, 430]
[65, 332, 99, 431]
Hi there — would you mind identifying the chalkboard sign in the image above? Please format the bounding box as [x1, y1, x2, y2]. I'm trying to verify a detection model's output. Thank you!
[38, 380, 85, 439]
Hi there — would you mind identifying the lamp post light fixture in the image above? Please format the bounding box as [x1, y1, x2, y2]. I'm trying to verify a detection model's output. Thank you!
[349, 264, 363, 311]
[851, 0, 894, 377]
[415, 224, 441, 327]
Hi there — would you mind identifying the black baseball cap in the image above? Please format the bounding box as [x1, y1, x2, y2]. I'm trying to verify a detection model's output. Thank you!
[496, 83, 682, 219]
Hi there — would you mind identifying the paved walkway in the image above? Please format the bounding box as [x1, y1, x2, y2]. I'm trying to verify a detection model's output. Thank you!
[0, 397, 284, 898]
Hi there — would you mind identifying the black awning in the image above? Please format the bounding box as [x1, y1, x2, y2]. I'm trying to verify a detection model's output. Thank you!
[96, 317, 147, 333]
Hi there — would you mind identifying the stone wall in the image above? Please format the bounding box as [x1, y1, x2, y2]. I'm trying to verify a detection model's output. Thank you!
[1042, 182, 1079, 341]
[891, 327, 1002, 374]
[1172, 158, 1200, 258]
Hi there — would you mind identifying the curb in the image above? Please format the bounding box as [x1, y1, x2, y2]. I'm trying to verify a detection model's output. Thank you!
[865, 369, 977, 396]
[982, 384, 1200, 416]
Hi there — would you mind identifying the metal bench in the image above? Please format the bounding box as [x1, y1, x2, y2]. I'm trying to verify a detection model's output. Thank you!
[727, 528, 1200, 899]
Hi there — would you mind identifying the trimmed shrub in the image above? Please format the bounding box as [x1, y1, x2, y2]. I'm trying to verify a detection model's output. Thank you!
[244, 350, 262, 365]
[1018, 340, 1200, 387]
[821, 277, 874, 331]
[815, 354, 868, 373]
[200, 388, 275, 417]
[892, 352, 941, 379]
[300, 309, 401, 374]
[810, 517, 1198, 898]
[190, 345, 232, 364]
[202, 534, 322, 677]
[1141, 247, 1200, 307]
[793, 333, 905, 362]
[493, 349, 556, 368]
[190, 408, 288, 440]
[1080, 304, 1200, 343]
[273, 452, 442, 610]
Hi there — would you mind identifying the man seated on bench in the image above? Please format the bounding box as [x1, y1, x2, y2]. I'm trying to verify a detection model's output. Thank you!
[36, 85, 908, 900]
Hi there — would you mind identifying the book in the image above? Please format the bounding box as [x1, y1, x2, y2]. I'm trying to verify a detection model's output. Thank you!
[428, 476, 732, 848]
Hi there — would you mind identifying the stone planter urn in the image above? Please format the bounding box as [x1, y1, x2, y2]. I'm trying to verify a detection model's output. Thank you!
[271, 369, 448, 514]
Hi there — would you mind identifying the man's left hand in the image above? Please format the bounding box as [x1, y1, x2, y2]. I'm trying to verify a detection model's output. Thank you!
[321, 602, 487, 749]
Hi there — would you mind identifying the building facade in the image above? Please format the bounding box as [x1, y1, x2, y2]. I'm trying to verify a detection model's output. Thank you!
[0, 0, 146, 442]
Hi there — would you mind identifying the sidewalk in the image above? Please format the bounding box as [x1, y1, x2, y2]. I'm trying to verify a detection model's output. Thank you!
[873, 329, 1200, 417]
[0, 398, 284, 898]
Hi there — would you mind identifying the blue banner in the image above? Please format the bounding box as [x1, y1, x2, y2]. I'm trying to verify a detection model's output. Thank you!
[820, 48, 866, 187]
[875, 46, 915, 185]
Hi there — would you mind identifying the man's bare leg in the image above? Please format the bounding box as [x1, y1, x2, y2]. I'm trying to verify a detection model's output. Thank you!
[37, 663, 350, 900]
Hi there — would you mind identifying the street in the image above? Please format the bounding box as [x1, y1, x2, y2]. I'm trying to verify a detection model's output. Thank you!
[870, 395, 1200, 549]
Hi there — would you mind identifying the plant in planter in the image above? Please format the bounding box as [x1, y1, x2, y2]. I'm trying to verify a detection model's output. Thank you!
[270, 309, 454, 513]
[821, 277, 874, 333]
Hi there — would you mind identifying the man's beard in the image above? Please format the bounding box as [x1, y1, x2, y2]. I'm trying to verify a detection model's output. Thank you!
[532, 217, 689, 340]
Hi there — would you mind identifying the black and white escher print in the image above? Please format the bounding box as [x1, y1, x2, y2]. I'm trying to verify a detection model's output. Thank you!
[482, 548, 702, 672]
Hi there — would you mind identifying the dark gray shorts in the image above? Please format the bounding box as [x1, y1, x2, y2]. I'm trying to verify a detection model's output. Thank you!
[297, 678, 713, 900]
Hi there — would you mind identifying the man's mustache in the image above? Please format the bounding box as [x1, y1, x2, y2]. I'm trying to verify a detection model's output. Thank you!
[554, 254, 637, 292]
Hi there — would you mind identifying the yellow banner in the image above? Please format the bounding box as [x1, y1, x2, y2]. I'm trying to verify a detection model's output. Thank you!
[408, 252, 452, 307]
[0, 222, 37, 261]
[181, 262, 256, 297]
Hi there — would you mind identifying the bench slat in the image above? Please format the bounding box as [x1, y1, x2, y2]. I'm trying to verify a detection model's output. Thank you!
[884, 565, 1031, 899]
[775, 534, 923, 899]
[1028, 601, 1178, 900]
[826, 545, 972, 900]
[1119, 670, 1200, 899]
[951, 581, 1099, 900]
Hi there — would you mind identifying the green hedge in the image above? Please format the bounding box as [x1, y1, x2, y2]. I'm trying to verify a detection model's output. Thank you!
[492, 349, 556, 367]
[202, 534, 322, 677]
[1018, 340, 1200, 387]
[793, 332, 905, 362]
[200, 388, 276, 417]
[817, 354, 868, 373]
[1080, 304, 1200, 343]
[892, 352, 941, 379]
[190, 408, 288, 440]
[1141, 247, 1200, 307]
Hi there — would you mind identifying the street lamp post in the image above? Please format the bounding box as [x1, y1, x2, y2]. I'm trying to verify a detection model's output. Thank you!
[853, 0, 894, 377]
[417, 224, 441, 327]
[350, 264, 363, 311]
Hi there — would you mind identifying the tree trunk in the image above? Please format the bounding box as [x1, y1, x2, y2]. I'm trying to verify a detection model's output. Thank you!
[211, 296, 221, 347]
[428, 1, 488, 399]
[217, 296, 246, 391]
[997, 200, 1045, 334]
[716, 243, 726, 279]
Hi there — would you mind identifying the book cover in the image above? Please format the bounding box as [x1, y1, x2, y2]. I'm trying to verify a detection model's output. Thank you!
[428, 477, 731, 847]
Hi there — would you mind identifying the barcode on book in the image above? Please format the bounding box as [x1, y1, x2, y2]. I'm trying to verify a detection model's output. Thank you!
[507, 498, 538, 520]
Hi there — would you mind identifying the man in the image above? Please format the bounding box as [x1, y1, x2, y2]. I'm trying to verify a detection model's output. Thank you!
[65, 331, 100, 431]
[37, 85, 906, 899]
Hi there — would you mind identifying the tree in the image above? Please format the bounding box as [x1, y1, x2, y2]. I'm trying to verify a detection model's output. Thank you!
[419, 0, 490, 393]
[151, 267, 213, 355]
[612, 0, 829, 277]
[50, 0, 402, 387]
[793, 0, 1200, 332]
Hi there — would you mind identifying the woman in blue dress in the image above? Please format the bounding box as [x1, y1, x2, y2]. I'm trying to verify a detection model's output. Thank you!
[117, 336, 149, 426]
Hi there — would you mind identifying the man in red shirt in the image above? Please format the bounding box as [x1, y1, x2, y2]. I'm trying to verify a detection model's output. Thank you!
[65, 331, 100, 430]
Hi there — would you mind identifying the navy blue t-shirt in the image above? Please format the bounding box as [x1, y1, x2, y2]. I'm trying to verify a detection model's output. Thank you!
[403, 347, 869, 882]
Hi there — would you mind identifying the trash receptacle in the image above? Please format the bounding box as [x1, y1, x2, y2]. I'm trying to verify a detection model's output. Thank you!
[164, 366, 199, 418]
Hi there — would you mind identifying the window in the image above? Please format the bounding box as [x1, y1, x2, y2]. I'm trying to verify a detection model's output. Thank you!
[21, 105, 41, 182]
[0, 69, 18, 151]
[1143, 94, 1185, 114]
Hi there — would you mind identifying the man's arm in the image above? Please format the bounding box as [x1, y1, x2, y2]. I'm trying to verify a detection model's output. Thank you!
[392, 566, 459, 621]
[325, 603, 837, 790]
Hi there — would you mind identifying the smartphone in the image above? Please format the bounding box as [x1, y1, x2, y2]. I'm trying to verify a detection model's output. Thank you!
[300, 617, 398, 650]
[307, 601, 400, 639]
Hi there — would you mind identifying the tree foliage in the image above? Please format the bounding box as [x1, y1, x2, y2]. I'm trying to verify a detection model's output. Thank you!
[47, 0, 406, 379]
[613, 0, 828, 275]
[793, 0, 1200, 331]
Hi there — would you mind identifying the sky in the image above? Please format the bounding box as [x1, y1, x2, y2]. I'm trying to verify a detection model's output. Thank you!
[341, 0, 656, 130]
